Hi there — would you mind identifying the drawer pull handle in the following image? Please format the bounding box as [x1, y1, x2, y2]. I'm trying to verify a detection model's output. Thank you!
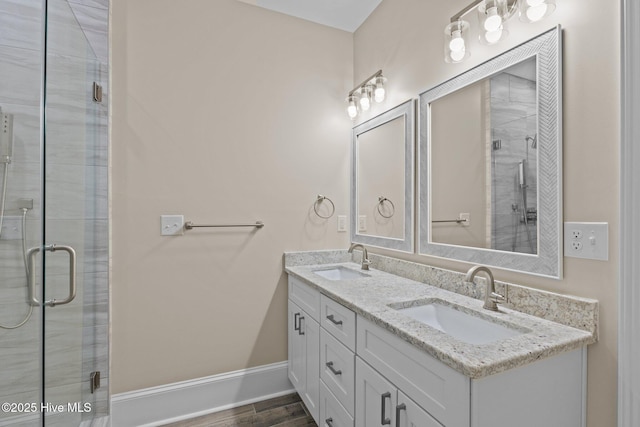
[294, 312, 301, 331]
[298, 316, 305, 335]
[326, 361, 342, 376]
[326, 314, 343, 325]
[395, 403, 406, 427]
[325, 417, 334, 427]
[381, 392, 391, 425]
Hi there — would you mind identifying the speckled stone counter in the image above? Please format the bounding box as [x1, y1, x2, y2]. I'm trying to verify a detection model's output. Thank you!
[284, 250, 597, 379]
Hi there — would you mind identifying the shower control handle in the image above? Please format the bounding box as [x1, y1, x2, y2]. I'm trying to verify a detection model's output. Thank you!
[27, 244, 77, 307]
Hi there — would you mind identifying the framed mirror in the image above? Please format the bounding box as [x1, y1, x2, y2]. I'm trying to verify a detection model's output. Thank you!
[419, 27, 562, 278]
[351, 100, 414, 252]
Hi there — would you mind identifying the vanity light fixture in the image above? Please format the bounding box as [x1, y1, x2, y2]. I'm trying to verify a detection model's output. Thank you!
[444, 0, 556, 63]
[345, 70, 386, 120]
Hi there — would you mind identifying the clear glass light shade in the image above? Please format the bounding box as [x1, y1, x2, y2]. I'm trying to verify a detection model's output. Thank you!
[346, 95, 358, 119]
[478, 0, 509, 45]
[359, 85, 373, 111]
[374, 76, 386, 103]
[484, 7, 503, 31]
[444, 20, 471, 63]
[519, 0, 555, 23]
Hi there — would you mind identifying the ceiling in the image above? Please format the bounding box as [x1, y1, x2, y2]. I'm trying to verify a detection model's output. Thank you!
[235, 0, 383, 32]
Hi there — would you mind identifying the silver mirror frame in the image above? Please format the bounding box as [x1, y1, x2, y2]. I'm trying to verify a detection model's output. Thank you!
[351, 100, 415, 252]
[418, 26, 562, 278]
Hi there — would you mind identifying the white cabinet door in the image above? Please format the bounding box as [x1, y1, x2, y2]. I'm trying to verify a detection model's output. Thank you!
[288, 300, 306, 392]
[303, 311, 320, 424]
[397, 390, 442, 427]
[355, 357, 397, 427]
[289, 298, 321, 424]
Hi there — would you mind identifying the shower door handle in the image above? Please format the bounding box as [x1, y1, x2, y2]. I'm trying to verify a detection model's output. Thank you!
[27, 246, 41, 306]
[27, 244, 77, 307]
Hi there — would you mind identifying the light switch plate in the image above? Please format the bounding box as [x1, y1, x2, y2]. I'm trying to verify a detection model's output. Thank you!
[161, 215, 184, 236]
[358, 215, 367, 232]
[564, 222, 608, 261]
[337, 215, 347, 232]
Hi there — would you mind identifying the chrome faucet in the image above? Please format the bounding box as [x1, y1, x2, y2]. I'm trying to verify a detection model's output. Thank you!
[348, 243, 371, 270]
[464, 265, 505, 311]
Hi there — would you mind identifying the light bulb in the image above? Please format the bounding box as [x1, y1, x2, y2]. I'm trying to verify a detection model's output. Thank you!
[450, 49, 466, 62]
[526, 3, 547, 21]
[484, 7, 503, 32]
[359, 85, 372, 111]
[449, 30, 465, 52]
[444, 20, 469, 64]
[347, 96, 358, 119]
[374, 76, 386, 103]
[360, 96, 371, 111]
[484, 28, 503, 44]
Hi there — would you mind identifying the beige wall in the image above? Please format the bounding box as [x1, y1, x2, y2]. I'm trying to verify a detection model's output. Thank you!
[111, 0, 353, 393]
[354, 1, 619, 426]
[430, 81, 487, 247]
[357, 116, 405, 239]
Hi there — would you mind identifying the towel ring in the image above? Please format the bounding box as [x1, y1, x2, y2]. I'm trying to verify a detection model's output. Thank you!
[377, 196, 395, 218]
[314, 195, 335, 219]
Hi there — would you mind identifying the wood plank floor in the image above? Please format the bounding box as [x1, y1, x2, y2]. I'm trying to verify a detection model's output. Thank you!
[160, 393, 317, 427]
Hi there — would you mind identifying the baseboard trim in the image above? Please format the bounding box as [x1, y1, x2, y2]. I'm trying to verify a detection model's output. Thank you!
[110, 361, 294, 427]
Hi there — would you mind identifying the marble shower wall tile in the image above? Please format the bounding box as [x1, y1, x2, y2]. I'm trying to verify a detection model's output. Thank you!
[0, 45, 42, 106]
[67, 2, 108, 64]
[490, 70, 538, 254]
[0, 0, 42, 51]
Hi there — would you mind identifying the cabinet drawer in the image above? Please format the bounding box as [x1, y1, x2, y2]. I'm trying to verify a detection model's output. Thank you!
[320, 381, 354, 427]
[320, 329, 356, 416]
[357, 316, 470, 427]
[289, 275, 320, 322]
[321, 295, 356, 351]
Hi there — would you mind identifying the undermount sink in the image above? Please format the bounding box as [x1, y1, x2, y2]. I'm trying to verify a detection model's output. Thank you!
[394, 300, 527, 345]
[313, 266, 369, 281]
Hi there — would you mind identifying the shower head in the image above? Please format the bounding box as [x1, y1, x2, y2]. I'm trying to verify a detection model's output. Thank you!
[0, 108, 14, 163]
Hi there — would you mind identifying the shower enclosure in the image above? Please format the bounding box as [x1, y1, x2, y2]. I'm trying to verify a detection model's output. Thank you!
[0, 0, 109, 425]
[490, 57, 538, 254]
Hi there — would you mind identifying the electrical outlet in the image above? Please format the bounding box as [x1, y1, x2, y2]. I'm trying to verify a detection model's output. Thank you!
[564, 222, 608, 260]
[160, 215, 184, 236]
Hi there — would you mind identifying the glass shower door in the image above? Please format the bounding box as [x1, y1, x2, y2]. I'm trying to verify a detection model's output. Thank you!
[43, 0, 106, 425]
[0, 0, 107, 425]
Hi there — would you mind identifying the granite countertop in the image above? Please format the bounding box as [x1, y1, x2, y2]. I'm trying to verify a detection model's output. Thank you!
[285, 261, 596, 379]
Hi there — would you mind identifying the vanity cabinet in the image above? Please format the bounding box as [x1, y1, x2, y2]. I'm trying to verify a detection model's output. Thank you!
[358, 315, 586, 427]
[287, 274, 586, 427]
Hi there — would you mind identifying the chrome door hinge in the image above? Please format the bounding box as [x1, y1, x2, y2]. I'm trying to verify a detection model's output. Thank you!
[90, 371, 101, 394]
[92, 82, 103, 103]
